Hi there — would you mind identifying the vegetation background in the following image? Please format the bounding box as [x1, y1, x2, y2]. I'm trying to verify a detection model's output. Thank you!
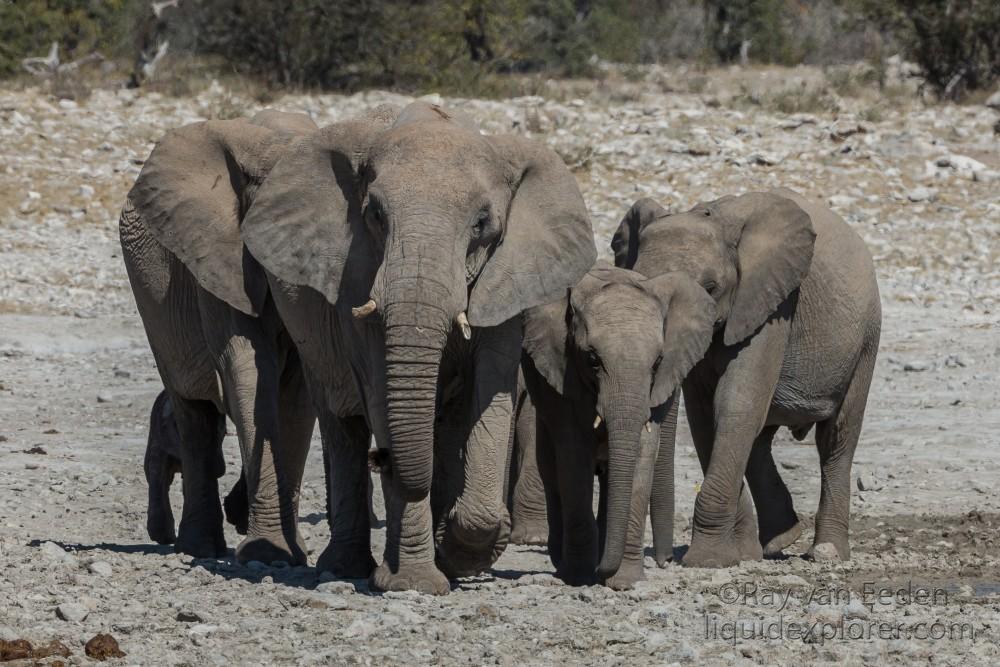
[0, 0, 998, 101]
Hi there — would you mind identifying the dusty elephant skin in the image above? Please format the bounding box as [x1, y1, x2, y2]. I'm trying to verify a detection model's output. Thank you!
[121, 110, 320, 565]
[506, 372, 549, 547]
[520, 261, 715, 588]
[614, 188, 882, 568]
[240, 101, 596, 593]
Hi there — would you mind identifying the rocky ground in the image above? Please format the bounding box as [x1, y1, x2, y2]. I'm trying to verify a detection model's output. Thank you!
[1, 64, 999, 665]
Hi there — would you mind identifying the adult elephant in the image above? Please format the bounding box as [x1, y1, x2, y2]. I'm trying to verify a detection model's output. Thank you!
[241, 101, 596, 593]
[613, 189, 881, 567]
[122, 110, 319, 564]
[506, 371, 549, 547]
[520, 262, 714, 588]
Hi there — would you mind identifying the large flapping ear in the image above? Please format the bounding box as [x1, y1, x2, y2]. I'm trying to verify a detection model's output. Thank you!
[522, 294, 572, 395]
[611, 197, 668, 269]
[721, 192, 816, 345]
[467, 135, 596, 327]
[643, 272, 717, 407]
[128, 119, 290, 316]
[241, 105, 400, 309]
[250, 109, 318, 135]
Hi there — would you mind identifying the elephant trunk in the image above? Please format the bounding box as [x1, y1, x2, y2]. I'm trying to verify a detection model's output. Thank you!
[596, 380, 647, 580]
[382, 285, 452, 502]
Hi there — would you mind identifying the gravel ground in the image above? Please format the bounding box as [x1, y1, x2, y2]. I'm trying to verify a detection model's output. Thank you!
[1, 65, 998, 665]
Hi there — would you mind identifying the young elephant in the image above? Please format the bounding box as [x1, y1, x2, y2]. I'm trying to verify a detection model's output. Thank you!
[521, 262, 715, 588]
[613, 188, 881, 567]
[122, 110, 319, 564]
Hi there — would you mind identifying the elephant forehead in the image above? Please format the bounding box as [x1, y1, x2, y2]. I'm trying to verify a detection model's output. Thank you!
[582, 285, 662, 333]
[374, 122, 499, 172]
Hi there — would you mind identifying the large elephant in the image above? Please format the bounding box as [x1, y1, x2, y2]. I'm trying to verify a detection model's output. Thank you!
[237, 101, 596, 593]
[613, 188, 881, 567]
[520, 261, 715, 588]
[122, 110, 320, 564]
[506, 371, 548, 546]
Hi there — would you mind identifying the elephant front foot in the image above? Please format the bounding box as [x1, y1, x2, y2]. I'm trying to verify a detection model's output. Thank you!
[222, 477, 249, 536]
[806, 539, 849, 562]
[316, 541, 377, 579]
[556, 563, 597, 587]
[762, 519, 805, 556]
[175, 521, 226, 559]
[509, 519, 549, 546]
[370, 560, 450, 595]
[147, 506, 176, 545]
[682, 533, 743, 569]
[601, 558, 645, 590]
[236, 532, 307, 567]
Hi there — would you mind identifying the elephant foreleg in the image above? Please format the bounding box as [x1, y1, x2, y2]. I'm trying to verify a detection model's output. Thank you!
[371, 476, 450, 595]
[746, 425, 801, 555]
[649, 394, 679, 567]
[509, 392, 549, 546]
[145, 391, 181, 545]
[316, 412, 376, 578]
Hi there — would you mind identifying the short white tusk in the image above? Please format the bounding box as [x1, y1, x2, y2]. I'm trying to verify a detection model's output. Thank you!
[352, 299, 377, 319]
[645, 421, 652, 433]
[456, 311, 472, 340]
[593, 414, 603, 429]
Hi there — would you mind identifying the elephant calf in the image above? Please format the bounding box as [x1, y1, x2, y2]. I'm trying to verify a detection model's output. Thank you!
[521, 261, 715, 588]
[614, 188, 881, 567]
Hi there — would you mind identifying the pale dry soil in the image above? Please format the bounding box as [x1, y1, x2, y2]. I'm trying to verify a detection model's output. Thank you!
[1, 66, 998, 665]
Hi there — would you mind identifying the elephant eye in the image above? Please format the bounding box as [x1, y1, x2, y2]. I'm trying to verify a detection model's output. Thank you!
[652, 355, 662, 374]
[586, 349, 601, 370]
[702, 209, 711, 217]
[701, 280, 719, 295]
[471, 209, 490, 240]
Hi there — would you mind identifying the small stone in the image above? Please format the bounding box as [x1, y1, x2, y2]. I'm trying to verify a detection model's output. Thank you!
[88, 561, 113, 577]
[84, 633, 125, 661]
[856, 473, 883, 492]
[645, 631, 669, 654]
[176, 609, 205, 623]
[0, 639, 33, 661]
[56, 602, 89, 622]
[96, 392, 114, 403]
[903, 360, 931, 372]
[906, 187, 936, 203]
[843, 598, 869, 619]
[315, 580, 355, 595]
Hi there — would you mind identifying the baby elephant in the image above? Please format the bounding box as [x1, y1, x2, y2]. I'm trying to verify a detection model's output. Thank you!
[614, 188, 881, 567]
[144, 391, 246, 545]
[521, 261, 715, 588]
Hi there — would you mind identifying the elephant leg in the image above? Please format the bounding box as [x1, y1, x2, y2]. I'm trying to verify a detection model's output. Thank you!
[145, 391, 181, 545]
[683, 325, 786, 568]
[602, 421, 660, 590]
[169, 393, 227, 558]
[223, 472, 249, 536]
[649, 394, 679, 567]
[535, 416, 564, 570]
[809, 349, 876, 561]
[316, 413, 376, 578]
[552, 427, 598, 586]
[509, 394, 548, 546]
[746, 425, 801, 555]
[371, 475, 450, 595]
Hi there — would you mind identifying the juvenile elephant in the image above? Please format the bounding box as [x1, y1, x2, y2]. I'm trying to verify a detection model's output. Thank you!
[122, 110, 319, 564]
[613, 189, 881, 567]
[238, 101, 596, 593]
[520, 262, 715, 587]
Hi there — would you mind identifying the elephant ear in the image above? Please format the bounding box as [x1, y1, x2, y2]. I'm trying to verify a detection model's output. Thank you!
[128, 119, 289, 316]
[722, 192, 816, 346]
[241, 105, 400, 308]
[522, 294, 571, 395]
[611, 197, 668, 269]
[644, 272, 717, 407]
[467, 135, 596, 327]
[250, 109, 318, 135]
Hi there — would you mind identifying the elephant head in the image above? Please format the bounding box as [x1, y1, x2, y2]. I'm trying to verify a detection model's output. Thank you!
[612, 192, 816, 346]
[241, 101, 596, 509]
[522, 262, 715, 578]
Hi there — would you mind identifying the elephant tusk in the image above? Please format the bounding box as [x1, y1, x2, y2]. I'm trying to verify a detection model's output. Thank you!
[456, 311, 472, 340]
[352, 299, 377, 319]
[645, 421, 652, 433]
[593, 414, 602, 429]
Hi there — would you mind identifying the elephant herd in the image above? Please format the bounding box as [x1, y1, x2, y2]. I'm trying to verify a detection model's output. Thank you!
[122, 101, 880, 594]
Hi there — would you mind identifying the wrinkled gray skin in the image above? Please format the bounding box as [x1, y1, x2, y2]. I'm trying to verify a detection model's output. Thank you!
[521, 262, 715, 588]
[613, 189, 881, 567]
[123, 110, 320, 564]
[239, 101, 596, 593]
[506, 369, 548, 546]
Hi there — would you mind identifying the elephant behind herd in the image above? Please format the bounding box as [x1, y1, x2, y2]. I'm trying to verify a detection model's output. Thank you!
[121, 101, 880, 593]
